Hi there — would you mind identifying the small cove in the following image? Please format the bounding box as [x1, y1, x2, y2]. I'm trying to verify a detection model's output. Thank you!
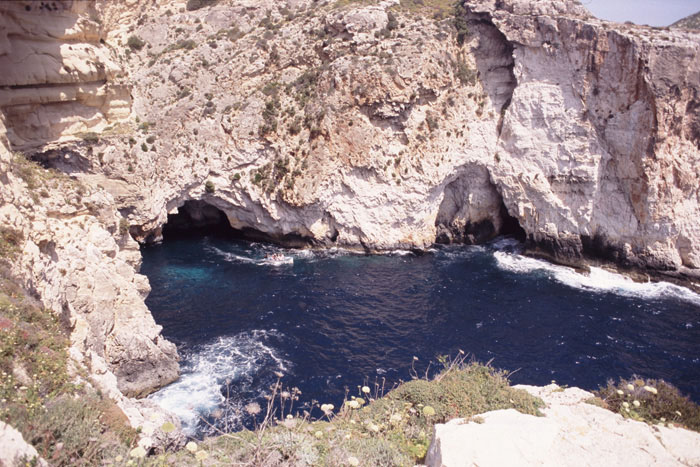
[141, 234, 700, 436]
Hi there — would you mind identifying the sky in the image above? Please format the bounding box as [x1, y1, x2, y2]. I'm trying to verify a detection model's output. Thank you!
[581, 0, 700, 26]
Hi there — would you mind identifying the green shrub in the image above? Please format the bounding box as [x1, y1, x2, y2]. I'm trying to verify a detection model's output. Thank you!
[126, 35, 146, 51]
[288, 117, 302, 135]
[259, 99, 280, 136]
[0, 228, 23, 260]
[453, 1, 470, 45]
[81, 132, 100, 144]
[118, 218, 130, 236]
[205, 180, 216, 193]
[186, 0, 219, 11]
[595, 378, 700, 432]
[454, 57, 477, 85]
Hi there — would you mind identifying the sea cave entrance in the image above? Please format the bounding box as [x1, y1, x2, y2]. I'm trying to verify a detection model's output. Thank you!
[161, 199, 311, 247]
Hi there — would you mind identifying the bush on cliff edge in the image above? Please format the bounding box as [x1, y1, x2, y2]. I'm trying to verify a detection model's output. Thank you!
[595, 377, 700, 432]
[160, 356, 543, 466]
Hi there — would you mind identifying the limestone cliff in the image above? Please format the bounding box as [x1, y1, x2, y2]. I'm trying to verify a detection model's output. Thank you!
[0, 0, 699, 443]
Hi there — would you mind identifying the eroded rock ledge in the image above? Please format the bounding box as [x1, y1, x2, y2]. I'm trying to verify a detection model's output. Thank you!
[426, 384, 700, 466]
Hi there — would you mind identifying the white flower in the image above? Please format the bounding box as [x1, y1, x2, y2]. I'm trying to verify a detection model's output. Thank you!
[346, 400, 360, 409]
[314, 430, 323, 439]
[622, 402, 630, 408]
[286, 414, 293, 419]
[245, 402, 261, 415]
[129, 446, 147, 459]
[616, 390, 624, 395]
[660, 417, 666, 422]
[138, 437, 153, 449]
[348, 456, 360, 466]
[633, 400, 641, 407]
[643, 386, 658, 395]
[185, 441, 198, 453]
[321, 403, 334, 414]
[626, 384, 635, 391]
[675, 410, 682, 417]
[367, 423, 380, 433]
[362, 386, 370, 394]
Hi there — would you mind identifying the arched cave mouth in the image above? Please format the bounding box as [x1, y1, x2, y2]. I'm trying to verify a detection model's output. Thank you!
[161, 200, 312, 248]
[435, 199, 526, 245]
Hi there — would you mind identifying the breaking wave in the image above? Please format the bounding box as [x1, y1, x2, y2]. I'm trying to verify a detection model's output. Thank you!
[493, 251, 700, 305]
[148, 330, 287, 436]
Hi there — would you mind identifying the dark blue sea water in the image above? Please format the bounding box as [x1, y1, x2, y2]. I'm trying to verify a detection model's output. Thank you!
[141, 234, 700, 436]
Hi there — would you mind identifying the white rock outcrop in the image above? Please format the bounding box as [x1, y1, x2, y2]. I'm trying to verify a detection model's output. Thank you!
[426, 384, 700, 467]
[0, 421, 48, 467]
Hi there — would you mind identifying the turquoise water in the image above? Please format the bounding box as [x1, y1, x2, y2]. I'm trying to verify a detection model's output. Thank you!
[141, 235, 700, 436]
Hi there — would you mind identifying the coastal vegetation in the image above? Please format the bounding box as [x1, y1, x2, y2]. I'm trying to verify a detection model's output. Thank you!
[151, 356, 543, 466]
[0, 269, 135, 465]
[594, 378, 700, 431]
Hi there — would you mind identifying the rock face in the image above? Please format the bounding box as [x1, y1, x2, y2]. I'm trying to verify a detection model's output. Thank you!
[425, 384, 700, 467]
[0, 0, 699, 447]
[469, 0, 700, 280]
[0, 0, 131, 150]
[0, 420, 48, 466]
[39, 0, 694, 281]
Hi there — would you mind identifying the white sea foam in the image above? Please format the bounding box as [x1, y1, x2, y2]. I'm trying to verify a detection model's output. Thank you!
[385, 249, 413, 256]
[148, 330, 287, 435]
[208, 246, 257, 264]
[494, 251, 700, 305]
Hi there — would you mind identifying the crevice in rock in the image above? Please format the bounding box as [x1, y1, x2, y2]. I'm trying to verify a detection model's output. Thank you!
[466, 10, 517, 121]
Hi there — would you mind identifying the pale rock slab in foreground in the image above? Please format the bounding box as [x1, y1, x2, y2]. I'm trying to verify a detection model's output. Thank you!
[0, 421, 47, 467]
[426, 384, 700, 467]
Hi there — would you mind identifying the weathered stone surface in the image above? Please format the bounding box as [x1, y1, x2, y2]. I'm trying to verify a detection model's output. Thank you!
[466, 0, 700, 275]
[0, 420, 48, 466]
[426, 384, 700, 467]
[0, 1, 131, 150]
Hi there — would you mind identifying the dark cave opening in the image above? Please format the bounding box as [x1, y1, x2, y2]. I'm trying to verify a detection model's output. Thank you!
[161, 200, 312, 248]
[499, 201, 527, 242]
